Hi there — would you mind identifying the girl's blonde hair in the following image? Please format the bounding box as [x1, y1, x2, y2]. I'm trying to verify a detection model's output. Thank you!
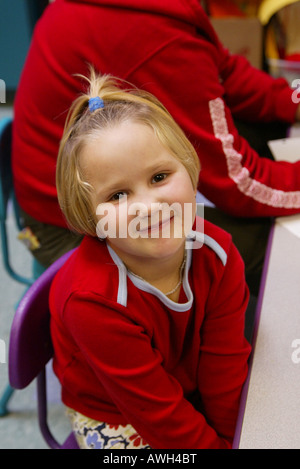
[56, 68, 200, 236]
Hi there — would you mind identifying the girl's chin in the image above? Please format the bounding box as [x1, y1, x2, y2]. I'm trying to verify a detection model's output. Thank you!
[107, 236, 186, 261]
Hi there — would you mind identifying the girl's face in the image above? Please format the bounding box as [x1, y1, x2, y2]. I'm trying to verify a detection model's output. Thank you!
[80, 120, 197, 266]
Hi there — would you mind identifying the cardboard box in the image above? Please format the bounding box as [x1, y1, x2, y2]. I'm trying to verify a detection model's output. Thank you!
[210, 17, 263, 69]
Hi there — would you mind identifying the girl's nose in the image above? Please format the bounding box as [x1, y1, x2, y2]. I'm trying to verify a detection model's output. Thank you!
[129, 191, 161, 218]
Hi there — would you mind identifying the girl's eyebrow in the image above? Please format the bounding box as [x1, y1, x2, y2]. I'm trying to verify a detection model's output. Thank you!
[146, 158, 175, 172]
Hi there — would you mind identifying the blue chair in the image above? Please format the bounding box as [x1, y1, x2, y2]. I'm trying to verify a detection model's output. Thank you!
[9, 249, 79, 449]
[0, 117, 45, 415]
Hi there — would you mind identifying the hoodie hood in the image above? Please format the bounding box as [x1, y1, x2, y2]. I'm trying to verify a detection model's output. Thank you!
[65, 0, 210, 31]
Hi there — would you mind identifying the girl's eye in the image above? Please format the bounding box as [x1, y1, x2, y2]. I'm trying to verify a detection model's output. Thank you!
[110, 192, 126, 201]
[152, 173, 167, 183]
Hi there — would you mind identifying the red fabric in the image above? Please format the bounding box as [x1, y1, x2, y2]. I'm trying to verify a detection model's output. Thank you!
[49, 220, 251, 449]
[207, 0, 246, 18]
[286, 54, 300, 62]
[12, 0, 300, 226]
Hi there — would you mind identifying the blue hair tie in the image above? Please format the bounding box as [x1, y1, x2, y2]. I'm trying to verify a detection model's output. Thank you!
[88, 96, 104, 112]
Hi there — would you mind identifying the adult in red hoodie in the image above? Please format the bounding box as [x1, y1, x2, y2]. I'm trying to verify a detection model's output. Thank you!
[12, 0, 300, 295]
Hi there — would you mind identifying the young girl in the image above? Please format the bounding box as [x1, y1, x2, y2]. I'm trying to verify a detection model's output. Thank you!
[50, 69, 251, 449]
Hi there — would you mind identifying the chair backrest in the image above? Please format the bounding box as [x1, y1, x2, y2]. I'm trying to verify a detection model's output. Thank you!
[8, 248, 79, 449]
[9, 249, 74, 388]
[0, 116, 42, 286]
[0, 117, 14, 222]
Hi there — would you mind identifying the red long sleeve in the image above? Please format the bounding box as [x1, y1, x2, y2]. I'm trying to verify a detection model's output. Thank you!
[50, 224, 251, 449]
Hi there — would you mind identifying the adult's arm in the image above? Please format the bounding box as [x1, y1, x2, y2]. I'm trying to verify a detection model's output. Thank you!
[130, 28, 300, 217]
[219, 48, 298, 124]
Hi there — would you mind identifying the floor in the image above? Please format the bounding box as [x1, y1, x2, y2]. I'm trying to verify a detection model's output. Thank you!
[0, 106, 71, 449]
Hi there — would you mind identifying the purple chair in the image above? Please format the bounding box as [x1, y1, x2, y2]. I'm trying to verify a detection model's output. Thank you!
[8, 249, 80, 449]
[0, 116, 46, 416]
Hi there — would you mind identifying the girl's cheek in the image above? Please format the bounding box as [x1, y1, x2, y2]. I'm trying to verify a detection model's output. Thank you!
[116, 207, 130, 238]
[95, 202, 119, 239]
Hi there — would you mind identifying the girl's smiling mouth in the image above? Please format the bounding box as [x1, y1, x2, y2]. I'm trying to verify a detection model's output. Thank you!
[137, 215, 175, 236]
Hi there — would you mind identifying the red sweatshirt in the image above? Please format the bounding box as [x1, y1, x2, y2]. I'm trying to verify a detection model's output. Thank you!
[12, 0, 300, 226]
[50, 221, 251, 449]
